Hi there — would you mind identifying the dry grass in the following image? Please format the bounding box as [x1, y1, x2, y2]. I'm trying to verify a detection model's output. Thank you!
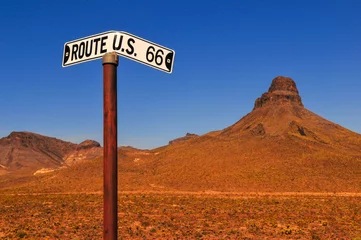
[0, 193, 360, 239]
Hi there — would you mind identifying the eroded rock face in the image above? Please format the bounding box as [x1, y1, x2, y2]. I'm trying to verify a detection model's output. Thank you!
[268, 76, 300, 93]
[251, 123, 265, 136]
[254, 76, 303, 109]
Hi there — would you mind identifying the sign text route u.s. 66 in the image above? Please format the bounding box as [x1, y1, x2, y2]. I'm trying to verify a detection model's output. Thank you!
[62, 31, 175, 73]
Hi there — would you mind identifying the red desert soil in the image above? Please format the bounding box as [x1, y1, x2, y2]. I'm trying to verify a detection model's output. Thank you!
[0, 193, 360, 239]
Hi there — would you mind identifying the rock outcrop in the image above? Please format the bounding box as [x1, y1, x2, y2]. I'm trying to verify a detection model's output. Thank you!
[77, 140, 101, 150]
[169, 133, 198, 145]
[253, 76, 303, 109]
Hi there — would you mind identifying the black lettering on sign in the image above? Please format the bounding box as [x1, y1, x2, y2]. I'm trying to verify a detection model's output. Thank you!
[155, 49, 164, 66]
[100, 36, 108, 54]
[71, 44, 78, 61]
[85, 40, 93, 57]
[93, 38, 101, 55]
[112, 35, 123, 50]
[63, 45, 70, 65]
[146, 46, 155, 62]
[126, 38, 135, 55]
[78, 42, 85, 59]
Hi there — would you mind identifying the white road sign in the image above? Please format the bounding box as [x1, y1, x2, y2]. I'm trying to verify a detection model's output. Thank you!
[62, 30, 175, 73]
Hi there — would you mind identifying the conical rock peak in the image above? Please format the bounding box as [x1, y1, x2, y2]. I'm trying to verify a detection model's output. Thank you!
[254, 76, 303, 109]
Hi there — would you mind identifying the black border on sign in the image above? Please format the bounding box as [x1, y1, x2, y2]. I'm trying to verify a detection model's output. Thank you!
[62, 30, 175, 74]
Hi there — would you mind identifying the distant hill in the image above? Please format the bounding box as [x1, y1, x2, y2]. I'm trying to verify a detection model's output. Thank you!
[2, 76, 361, 193]
[0, 132, 76, 172]
[0, 131, 101, 174]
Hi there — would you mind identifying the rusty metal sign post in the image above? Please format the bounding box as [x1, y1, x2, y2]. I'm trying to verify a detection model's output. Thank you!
[62, 30, 175, 240]
[102, 53, 119, 239]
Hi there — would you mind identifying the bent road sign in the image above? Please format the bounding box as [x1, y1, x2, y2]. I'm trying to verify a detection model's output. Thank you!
[62, 30, 175, 73]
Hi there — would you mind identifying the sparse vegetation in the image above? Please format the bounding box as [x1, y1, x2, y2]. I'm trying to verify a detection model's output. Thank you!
[0, 193, 360, 239]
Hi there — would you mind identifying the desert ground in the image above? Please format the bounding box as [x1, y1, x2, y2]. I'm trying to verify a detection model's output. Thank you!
[1, 191, 361, 239]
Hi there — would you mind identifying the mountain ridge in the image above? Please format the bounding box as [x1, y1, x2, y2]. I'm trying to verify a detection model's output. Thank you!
[1, 76, 361, 193]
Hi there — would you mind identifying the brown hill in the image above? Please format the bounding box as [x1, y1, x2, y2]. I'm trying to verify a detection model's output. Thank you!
[0, 132, 76, 172]
[2, 76, 361, 193]
[64, 140, 102, 165]
[0, 132, 102, 175]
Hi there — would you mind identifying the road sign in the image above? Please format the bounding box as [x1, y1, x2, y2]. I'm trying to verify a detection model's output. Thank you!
[62, 30, 175, 73]
[62, 31, 175, 239]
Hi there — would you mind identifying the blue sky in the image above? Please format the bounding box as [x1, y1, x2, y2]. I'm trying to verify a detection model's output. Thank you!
[0, 0, 360, 149]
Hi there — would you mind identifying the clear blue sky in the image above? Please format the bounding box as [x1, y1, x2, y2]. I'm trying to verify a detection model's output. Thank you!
[0, 0, 360, 149]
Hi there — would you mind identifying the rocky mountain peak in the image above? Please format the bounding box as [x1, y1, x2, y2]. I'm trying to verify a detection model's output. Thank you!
[253, 76, 303, 110]
[268, 76, 300, 93]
